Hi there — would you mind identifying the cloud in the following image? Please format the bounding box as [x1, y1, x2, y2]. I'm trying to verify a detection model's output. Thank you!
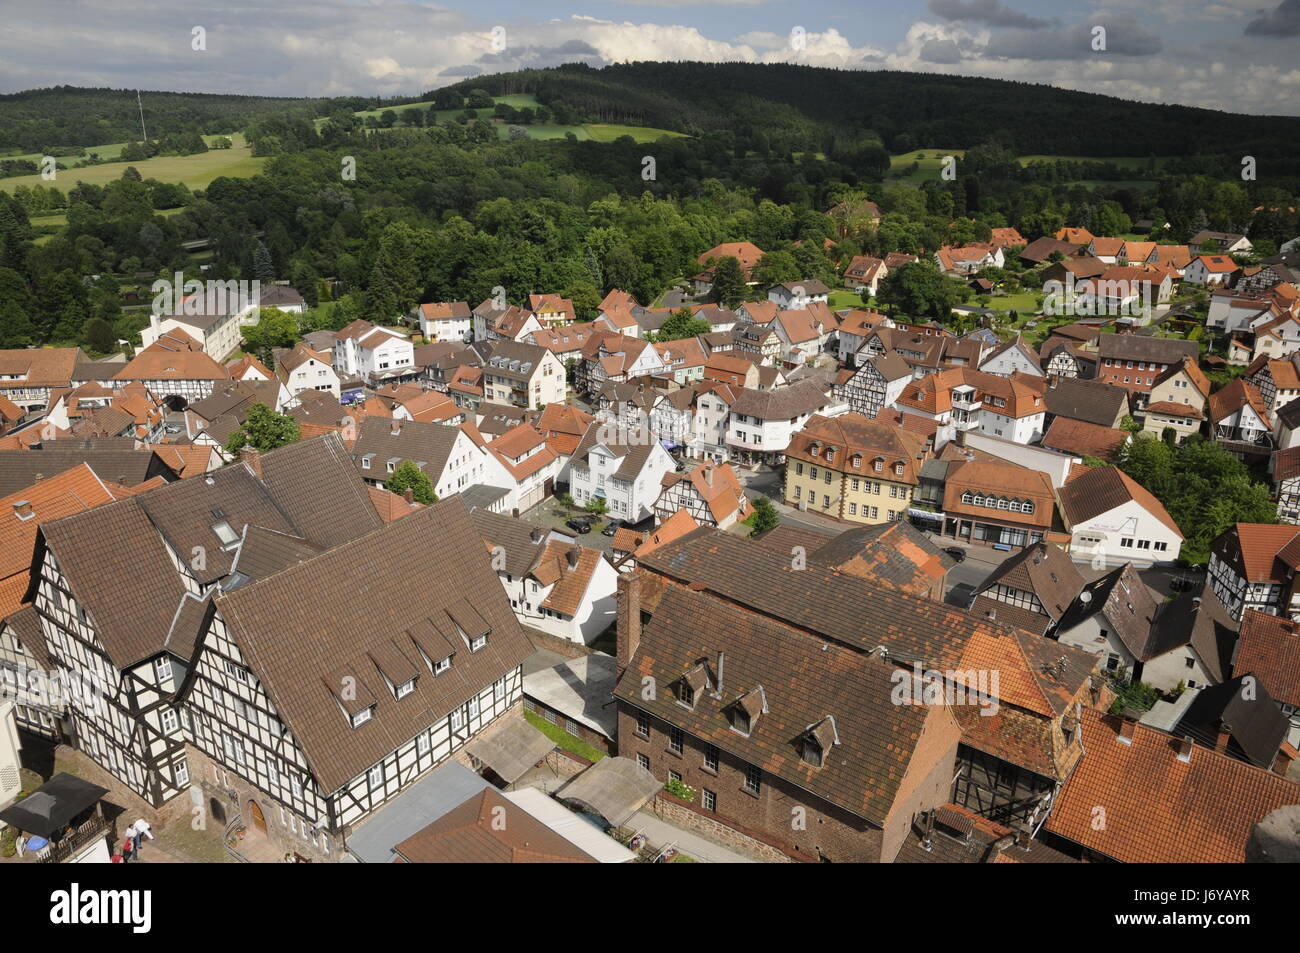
[919, 38, 965, 63]
[983, 16, 1163, 59]
[1245, 0, 1300, 36]
[927, 0, 1051, 29]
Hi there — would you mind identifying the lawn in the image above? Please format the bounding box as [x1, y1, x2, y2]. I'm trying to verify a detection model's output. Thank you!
[827, 289, 865, 309]
[585, 124, 686, 143]
[523, 709, 607, 763]
[983, 291, 1040, 313]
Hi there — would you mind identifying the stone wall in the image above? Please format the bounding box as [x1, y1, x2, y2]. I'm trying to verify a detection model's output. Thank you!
[651, 793, 796, 863]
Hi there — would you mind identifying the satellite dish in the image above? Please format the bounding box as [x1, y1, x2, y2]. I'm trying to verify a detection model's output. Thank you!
[1079, 591, 1093, 604]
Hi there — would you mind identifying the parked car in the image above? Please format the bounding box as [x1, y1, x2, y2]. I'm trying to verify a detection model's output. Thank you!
[602, 520, 624, 537]
[565, 517, 592, 534]
[943, 547, 967, 563]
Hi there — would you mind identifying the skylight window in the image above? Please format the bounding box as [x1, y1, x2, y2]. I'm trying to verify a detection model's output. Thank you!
[212, 521, 238, 547]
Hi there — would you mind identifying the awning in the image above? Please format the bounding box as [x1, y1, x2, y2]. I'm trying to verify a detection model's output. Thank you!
[0, 773, 108, 839]
[556, 756, 662, 828]
[908, 508, 944, 522]
[466, 717, 556, 784]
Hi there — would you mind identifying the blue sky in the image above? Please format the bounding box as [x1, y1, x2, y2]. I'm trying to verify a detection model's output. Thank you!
[0, 0, 1298, 114]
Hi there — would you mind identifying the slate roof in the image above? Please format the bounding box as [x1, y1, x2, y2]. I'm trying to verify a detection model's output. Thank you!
[1056, 563, 1161, 662]
[214, 497, 534, 793]
[1177, 676, 1290, 769]
[351, 416, 459, 483]
[1044, 378, 1129, 427]
[1096, 335, 1198, 365]
[613, 584, 953, 826]
[974, 542, 1085, 625]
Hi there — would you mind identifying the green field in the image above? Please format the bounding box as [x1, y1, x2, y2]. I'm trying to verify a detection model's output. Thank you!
[1016, 154, 1162, 169]
[887, 148, 966, 184]
[0, 135, 264, 193]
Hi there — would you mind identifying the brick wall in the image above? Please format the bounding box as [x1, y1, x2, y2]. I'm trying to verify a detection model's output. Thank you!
[616, 703, 885, 862]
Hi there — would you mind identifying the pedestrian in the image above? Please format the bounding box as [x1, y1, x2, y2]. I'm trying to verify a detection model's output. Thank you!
[132, 818, 154, 843]
[121, 835, 135, 862]
[111, 850, 123, 864]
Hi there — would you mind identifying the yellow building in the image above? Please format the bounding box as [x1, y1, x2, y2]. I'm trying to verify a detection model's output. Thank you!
[784, 413, 928, 525]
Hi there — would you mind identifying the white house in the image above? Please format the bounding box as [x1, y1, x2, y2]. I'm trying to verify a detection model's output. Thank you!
[472, 511, 619, 645]
[333, 319, 415, 382]
[475, 340, 566, 410]
[1056, 466, 1183, 567]
[482, 423, 561, 512]
[1052, 563, 1160, 677]
[1184, 254, 1238, 286]
[726, 379, 846, 466]
[276, 342, 340, 405]
[352, 416, 512, 502]
[414, 301, 473, 343]
[767, 280, 831, 310]
[569, 424, 677, 523]
[978, 337, 1043, 378]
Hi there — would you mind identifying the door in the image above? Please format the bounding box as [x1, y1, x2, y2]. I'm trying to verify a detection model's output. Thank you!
[247, 799, 266, 834]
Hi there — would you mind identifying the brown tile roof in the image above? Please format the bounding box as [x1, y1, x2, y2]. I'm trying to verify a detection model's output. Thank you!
[696, 242, 764, 275]
[942, 460, 1055, 528]
[1209, 377, 1272, 427]
[638, 529, 1095, 720]
[1041, 417, 1128, 461]
[974, 542, 1085, 624]
[1046, 709, 1300, 863]
[534, 541, 604, 617]
[368, 485, 423, 522]
[417, 301, 471, 321]
[1054, 227, 1094, 245]
[1057, 466, 1182, 538]
[1142, 400, 1203, 419]
[1044, 377, 1128, 427]
[393, 786, 593, 863]
[787, 413, 927, 485]
[1234, 610, 1300, 708]
[0, 464, 122, 618]
[613, 584, 957, 826]
[0, 448, 177, 496]
[658, 462, 748, 524]
[728, 379, 832, 419]
[215, 498, 534, 793]
[0, 348, 80, 388]
[809, 522, 950, 598]
[351, 416, 459, 483]
[115, 337, 230, 382]
[1215, 522, 1300, 584]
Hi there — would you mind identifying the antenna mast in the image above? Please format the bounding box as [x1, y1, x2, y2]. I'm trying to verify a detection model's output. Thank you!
[136, 89, 147, 142]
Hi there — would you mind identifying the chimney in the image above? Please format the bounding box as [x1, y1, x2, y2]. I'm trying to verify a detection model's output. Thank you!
[567, 546, 580, 570]
[529, 526, 543, 543]
[1216, 722, 1233, 754]
[12, 500, 34, 521]
[702, 465, 713, 487]
[715, 650, 725, 698]
[1117, 715, 1137, 745]
[615, 572, 643, 681]
[1016, 827, 1032, 851]
[391, 420, 402, 436]
[1176, 735, 1194, 763]
[240, 446, 263, 480]
[403, 488, 414, 505]
[150, 311, 160, 335]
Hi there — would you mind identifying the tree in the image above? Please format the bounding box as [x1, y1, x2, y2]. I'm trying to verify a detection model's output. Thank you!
[252, 241, 276, 283]
[748, 496, 780, 537]
[710, 255, 747, 309]
[224, 403, 300, 454]
[877, 260, 963, 321]
[241, 307, 300, 363]
[386, 460, 437, 504]
[82, 317, 116, 354]
[586, 496, 609, 516]
[654, 308, 712, 341]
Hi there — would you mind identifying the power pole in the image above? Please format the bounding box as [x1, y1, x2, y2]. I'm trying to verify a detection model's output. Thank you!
[136, 89, 147, 142]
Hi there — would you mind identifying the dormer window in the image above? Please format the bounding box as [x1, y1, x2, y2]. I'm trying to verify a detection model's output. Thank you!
[802, 738, 823, 767]
[470, 634, 487, 652]
[731, 709, 751, 735]
[433, 656, 451, 675]
[874, 459, 883, 472]
[351, 705, 374, 728]
[802, 716, 838, 768]
[395, 678, 416, 700]
[678, 682, 694, 707]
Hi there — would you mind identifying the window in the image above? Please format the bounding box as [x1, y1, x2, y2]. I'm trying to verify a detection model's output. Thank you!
[175, 759, 189, 786]
[368, 764, 384, 789]
[703, 744, 719, 772]
[433, 656, 451, 675]
[451, 708, 466, 731]
[154, 657, 171, 683]
[468, 696, 480, 719]
[637, 753, 650, 772]
[418, 730, 432, 755]
[635, 711, 650, 738]
[395, 678, 415, 700]
[161, 708, 179, 735]
[350, 706, 373, 728]
[470, 635, 487, 652]
[669, 726, 684, 754]
[702, 789, 716, 812]
[744, 764, 761, 794]
[565, 719, 581, 737]
[494, 677, 506, 703]
[211, 521, 238, 547]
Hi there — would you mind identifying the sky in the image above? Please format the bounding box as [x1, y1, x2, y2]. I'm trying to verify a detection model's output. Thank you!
[0, 0, 1298, 115]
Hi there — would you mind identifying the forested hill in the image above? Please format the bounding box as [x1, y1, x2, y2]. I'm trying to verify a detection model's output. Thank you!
[438, 62, 1300, 160]
[0, 87, 342, 152]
